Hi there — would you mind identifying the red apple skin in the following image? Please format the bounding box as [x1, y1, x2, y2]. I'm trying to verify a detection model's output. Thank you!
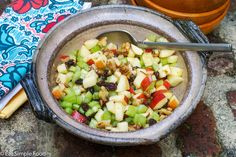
[141, 77, 152, 91]
[137, 93, 146, 99]
[152, 90, 168, 98]
[60, 55, 69, 62]
[149, 93, 166, 109]
[71, 111, 87, 123]
[163, 80, 171, 89]
[87, 59, 95, 65]
[129, 87, 136, 94]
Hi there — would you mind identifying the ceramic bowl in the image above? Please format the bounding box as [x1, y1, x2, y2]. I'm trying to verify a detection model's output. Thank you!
[137, 0, 227, 13]
[21, 5, 207, 146]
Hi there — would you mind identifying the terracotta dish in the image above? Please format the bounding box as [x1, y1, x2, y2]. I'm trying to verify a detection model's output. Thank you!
[130, 0, 230, 34]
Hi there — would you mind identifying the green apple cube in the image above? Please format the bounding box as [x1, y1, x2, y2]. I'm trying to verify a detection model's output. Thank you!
[142, 53, 154, 67]
[84, 39, 99, 49]
[131, 44, 143, 55]
[57, 63, 67, 73]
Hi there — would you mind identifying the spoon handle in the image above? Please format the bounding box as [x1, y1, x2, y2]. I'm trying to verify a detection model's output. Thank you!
[137, 41, 232, 52]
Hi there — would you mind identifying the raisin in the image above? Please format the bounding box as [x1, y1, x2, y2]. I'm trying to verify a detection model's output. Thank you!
[81, 103, 89, 112]
[97, 81, 105, 87]
[104, 83, 117, 91]
[87, 87, 94, 94]
[75, 79, 83, 85]
[129, 74, 136, 83]
[65, 59, 76, 67]
[148, 118, 157, 126]
[154, 71, 160, 79]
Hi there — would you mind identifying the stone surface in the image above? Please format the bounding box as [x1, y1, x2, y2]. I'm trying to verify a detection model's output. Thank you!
[1, 0, 236, 157]
[227, 91, 236, 118]
[177, 102, 222, 157]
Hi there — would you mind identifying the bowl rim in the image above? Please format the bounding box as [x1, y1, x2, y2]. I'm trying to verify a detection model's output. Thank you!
[32, 5, 207, 145]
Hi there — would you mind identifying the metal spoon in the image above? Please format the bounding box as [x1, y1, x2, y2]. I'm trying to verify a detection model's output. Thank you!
[97, 30, 232, 52]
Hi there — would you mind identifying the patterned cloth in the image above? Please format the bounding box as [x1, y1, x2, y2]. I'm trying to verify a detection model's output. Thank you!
[0, 0, 84, 99]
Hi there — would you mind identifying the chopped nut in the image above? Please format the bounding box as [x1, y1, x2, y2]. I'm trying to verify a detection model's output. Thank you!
[99, 86, 109, 101]
[119, 64, 131, 78]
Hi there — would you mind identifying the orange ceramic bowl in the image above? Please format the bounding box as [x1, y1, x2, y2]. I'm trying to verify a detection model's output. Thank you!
[139, 0, 230, 25]
[136, 0, 227, 13]
[199, 3, 229, 34]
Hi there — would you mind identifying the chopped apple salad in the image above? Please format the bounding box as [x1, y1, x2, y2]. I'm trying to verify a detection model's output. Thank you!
[52, 34, 184, 132]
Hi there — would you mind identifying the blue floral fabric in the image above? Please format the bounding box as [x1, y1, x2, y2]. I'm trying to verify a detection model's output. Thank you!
[0, 0, 84, 99]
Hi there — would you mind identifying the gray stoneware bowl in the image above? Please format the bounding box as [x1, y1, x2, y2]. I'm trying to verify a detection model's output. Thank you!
[21, 5, 208, 146]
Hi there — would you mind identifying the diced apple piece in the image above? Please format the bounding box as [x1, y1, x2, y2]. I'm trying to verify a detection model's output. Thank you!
[84, 39, 99, 49]
[117, 75, 130, 92]
[159, 50, 175, 58]
[106, 101, 116, 114]
[109, 95, 127, 105]
[128, 49, 135, 57]
[170, 67, 183, 77]
[56, 73, 67, 84]
[158, 65, 171, 78]
[80, 45, 91, 58]
[83, 70, 98, 88]
[119, 91, 131, 98]
[142, 53, 154, 67]
[163, 80, 171, 89]
[114, 70, 122, 79]
[98, 37, 107, 47]
[95, 109, 104, 122]
[133, 72, 146, 89]
[168, 95, 180, 109]
[107, 75, 118, 83]
[115, 103, 124, 121]
[157, 37, 168, 42]
[153, 49, 160, 56]
[156, 85, 167, 91]
[57, 64, 67, 73]
[149, 93, 168, 110]
[167, 75, 184, 87]
[163, 91, 173, 99]
[131, 44, 143, 55]
[117, 122, 128, 132]
[167, 55, 178, 63]
[107, 43, 118, 50]
[127, 57, 141, 68]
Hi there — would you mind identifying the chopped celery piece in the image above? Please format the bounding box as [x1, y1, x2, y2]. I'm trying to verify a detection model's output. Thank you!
[89, 119, 98, 128]
[92, 106, 100, 112]
[93, 85, 100, 92]
[76, 95, 82, 105]
[125, 117, 133, 124]
[120, 58, 128, 64]
[69, 54, 76, 61]
[160, 58, 168, 66]
[147, 34, 157, 42]
[149, 112, 160, 122]
[93, 92, 99, 100]
[146, 81, 155, 92]
[85, 109, 95, 117]
[169, 63, 177, 67]
[65, 108, 73, 115]
[136, 105, 148, 113]
[102, 111, 112, 120]
[72, 71, 81, 83]
[88, 101, 100, 108]
[69, 66, 77, 72]
[79, 107, 85, 114]
[125, 106, 137, 117]
[152, 63, 159, 71]
[84, 92, 93, 103]
[112, 121, 118, 127]
[109, 91, 117, 97]
[60, 101, 73, 108]
[72, 104, 80, 110]
[77, 61, 89, 71]
[90, 45, 101, 53]
[64, 88, 75, 95]
[140, 56, 145, 67]
[63, 94, 77, 104]
[134, 114, 147, 127]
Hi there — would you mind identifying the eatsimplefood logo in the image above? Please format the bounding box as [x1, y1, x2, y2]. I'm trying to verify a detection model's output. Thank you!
[0, 151, 51, 157]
